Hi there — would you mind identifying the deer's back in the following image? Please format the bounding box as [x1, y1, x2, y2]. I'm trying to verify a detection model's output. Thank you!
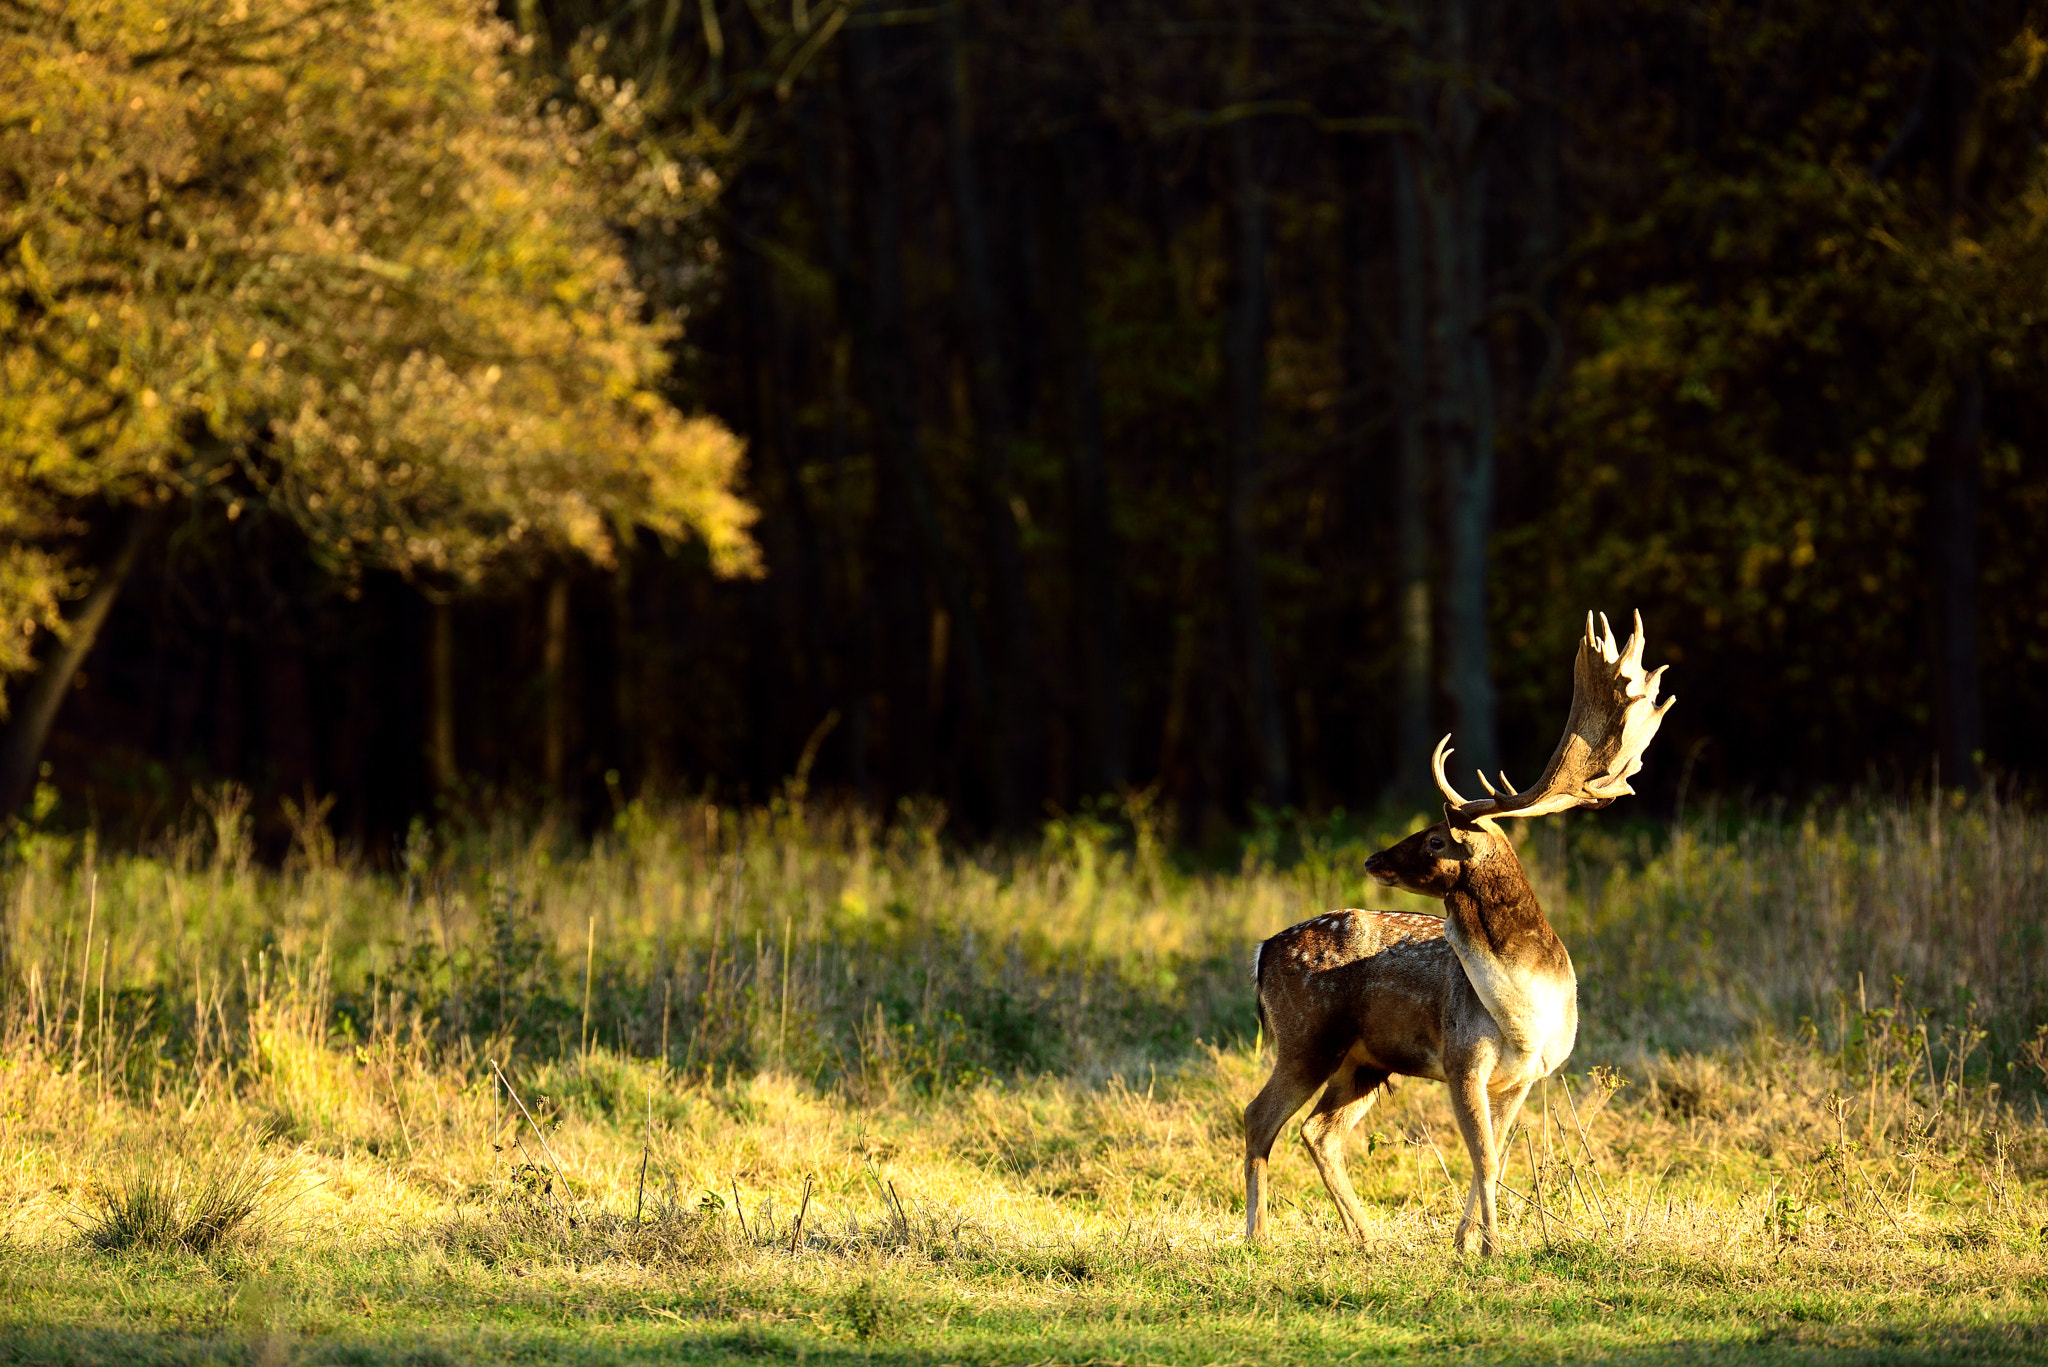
[1255, 909, 1464, 1080]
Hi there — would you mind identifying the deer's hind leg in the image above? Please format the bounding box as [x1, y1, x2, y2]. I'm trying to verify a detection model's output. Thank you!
[1244, 1051, 1335, 1243]
[1299, 1063, 1389, 1245]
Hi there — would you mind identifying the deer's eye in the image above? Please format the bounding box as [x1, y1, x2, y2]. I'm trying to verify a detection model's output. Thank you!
[1427, 836, 1444, 852]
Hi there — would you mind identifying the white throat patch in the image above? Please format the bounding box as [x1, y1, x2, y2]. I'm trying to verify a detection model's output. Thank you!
[1442, 918, 1578, 1080]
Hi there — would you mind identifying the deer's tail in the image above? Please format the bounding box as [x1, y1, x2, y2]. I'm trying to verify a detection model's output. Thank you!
[1252, 938, 1272, 1039]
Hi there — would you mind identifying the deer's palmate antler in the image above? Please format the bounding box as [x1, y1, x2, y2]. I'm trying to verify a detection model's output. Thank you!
[1244, 611, 1674, 1256]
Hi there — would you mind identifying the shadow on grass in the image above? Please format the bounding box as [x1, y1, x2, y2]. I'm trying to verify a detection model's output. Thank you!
[0, 1324, 850, 1367]
[1594, 1319, 2048, 1367]
[0, 1318, 2045, 1366]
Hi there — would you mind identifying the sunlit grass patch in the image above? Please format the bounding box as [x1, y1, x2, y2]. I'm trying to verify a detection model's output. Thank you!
[0, 791, 2046, 1362]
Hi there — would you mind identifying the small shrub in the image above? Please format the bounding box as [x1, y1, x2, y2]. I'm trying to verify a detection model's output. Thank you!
[438, 1189, 738, 1271]
[80, 1151, 281, 1254]
[435, 1213, 514, 1266]
[611, 1204, 737, 1267]
[79, 1167, 182, 1254]
[701, 1326, 789, 1358]
[310, 1347, 456, 1367]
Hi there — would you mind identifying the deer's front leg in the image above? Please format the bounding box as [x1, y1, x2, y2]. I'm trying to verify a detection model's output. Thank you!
[1485, 1079, 1536, 1249]
[1447, 1069, 1501, 1256]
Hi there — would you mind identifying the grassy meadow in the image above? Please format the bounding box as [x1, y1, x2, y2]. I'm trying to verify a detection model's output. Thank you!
[3, 786, 2048, 1364]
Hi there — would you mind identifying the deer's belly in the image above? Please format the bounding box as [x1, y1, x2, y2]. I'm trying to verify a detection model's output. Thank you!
[1330, 948, 1460, 1080]
[1344, 990, 1449, 1080]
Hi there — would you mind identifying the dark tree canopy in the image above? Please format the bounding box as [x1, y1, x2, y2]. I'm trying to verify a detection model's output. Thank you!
[15, 0, 2048, 848]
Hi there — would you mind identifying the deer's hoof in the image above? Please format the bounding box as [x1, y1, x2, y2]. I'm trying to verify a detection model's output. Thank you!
[1454, 1220, 1482, 1256]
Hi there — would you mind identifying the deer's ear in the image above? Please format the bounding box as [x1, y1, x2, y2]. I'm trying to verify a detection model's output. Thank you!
[1439, 806, 1477, 859]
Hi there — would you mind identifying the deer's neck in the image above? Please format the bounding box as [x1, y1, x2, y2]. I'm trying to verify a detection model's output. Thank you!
[1443, 854, 1570, 979]
[1442, 851, 1577, 1072]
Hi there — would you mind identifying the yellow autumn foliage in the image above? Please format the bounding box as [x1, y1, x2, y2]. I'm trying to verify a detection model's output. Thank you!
[0, 0, 757, 677]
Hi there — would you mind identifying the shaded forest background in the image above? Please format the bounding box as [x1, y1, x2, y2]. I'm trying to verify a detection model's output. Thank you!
[20, 0, 2048, 851]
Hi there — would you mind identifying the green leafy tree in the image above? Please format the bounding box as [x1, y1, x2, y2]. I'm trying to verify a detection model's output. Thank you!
[0, 0, 758, 818]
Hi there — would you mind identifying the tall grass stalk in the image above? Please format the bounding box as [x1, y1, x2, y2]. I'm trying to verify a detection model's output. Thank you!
[1, 787, 2043, 1100]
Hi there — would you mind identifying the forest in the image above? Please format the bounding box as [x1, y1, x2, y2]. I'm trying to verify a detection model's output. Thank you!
[9, 0, 2048, 849]
[10, 9, 2048, 1363]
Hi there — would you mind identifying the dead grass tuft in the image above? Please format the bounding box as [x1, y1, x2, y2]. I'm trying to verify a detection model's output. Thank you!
[78, 1149, 283, 1255]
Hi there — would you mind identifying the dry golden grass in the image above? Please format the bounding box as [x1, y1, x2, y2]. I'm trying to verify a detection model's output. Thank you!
[1, 789, 2046, 1361]
[2, 984, 2045, 1361]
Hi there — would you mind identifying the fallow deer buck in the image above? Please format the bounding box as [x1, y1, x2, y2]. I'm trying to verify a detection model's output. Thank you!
[1244, 611, 1674, 1256]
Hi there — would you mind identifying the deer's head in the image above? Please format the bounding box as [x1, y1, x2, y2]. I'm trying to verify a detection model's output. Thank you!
[1364, 814, 1508, 897]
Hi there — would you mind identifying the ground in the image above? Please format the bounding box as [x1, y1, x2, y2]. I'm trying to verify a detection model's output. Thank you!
[4, 1040, 2045, 1365]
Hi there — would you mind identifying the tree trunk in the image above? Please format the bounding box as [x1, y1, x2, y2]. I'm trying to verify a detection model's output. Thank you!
[733, 163, 831, 790]
[332, 609, 376, 844]
[1221, 115, 1292, 807]
[1040, 134, 1129, 794]
[841, 34, 933, 797]
[1521, 0, 1563, 399]
[426, 598, 457, 794]
[794, 94, 875, 801]
[1932, 361, 1984, 788]
[542, 574, 570, 796]
[829, 332, 873, 802]
[844, 25, 994, 807]
[942, 4, 1034, 824]
[610, 556, 636, 793]
[0, 505, 160, 825]
[264, 640, 316, 801]
[1386, 132, 1435, 806]
[1930, 32, 1986, 790]
[1417, 0, 1500, 784]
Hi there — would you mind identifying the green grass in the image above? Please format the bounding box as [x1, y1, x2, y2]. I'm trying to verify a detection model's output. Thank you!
[3, 788, 2048, 1363]
[5, 1239, 2045, 1366]
[3, 1022, 2046, 1365]
[3, 1048, 2046, 1365]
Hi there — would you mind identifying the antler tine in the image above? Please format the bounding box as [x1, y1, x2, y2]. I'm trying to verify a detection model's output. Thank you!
[1623, 609, 1648, 671]
[1430, 734, 1473, 808]
[1497, 771, 1519, 796]
[1596, 612, 1619, 662]
[1477, 771, 1499, 797]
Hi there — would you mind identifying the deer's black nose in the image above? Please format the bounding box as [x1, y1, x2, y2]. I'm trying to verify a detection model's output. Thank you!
[1363, 851, 1383, 873]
